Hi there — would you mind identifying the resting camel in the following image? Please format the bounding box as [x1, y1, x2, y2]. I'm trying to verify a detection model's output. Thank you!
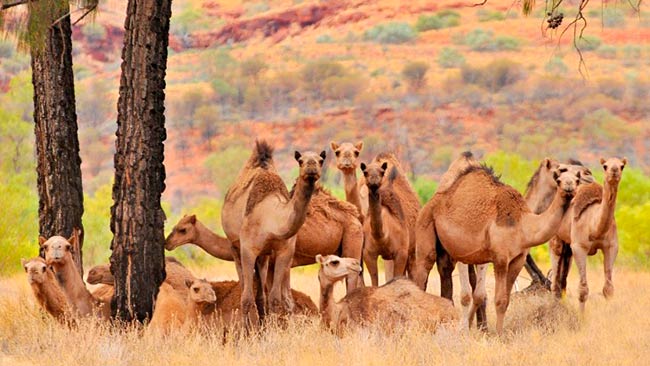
[316, 254, 457, 334]
[167, 187, 363, 292]
[522, 158, 594, 288]
[22, 257, 70, 322]
[414, 153, 580, 334]
[40, 234, 103, 318]
[221, 140, 324, 328]
[148, 279, 217, 335]
[551, 157, 626, 311]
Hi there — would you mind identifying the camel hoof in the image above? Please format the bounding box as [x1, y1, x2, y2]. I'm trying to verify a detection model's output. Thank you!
[603, 285, 614, 299]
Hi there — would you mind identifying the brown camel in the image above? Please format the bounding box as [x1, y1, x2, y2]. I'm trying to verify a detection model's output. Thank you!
[330, 141, 366, 220]
[40, 234, 100, 318]
[413, 154, 580, 334]
[90, 285, 114, 319]
[167, 188, 363, 292]
[316, 254, 457, 335]
[522, 158, 594, 287]
[551, 157, 626, 311]
[221, 140, 324, 328]
[148, 279, 217, 335]
[360, 161, 410, 286]
[22, 257, 70, 322]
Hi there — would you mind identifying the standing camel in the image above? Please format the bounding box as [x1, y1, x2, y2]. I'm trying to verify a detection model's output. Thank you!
[221, 140, 324, 328]
[551, 157, 626, 311]
[414, 154, 580, 334]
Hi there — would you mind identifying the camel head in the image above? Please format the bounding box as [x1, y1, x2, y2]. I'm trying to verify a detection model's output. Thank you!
[360, 161, 388, 192]
[165, 214, 198, 250]
[186, 279, 216, 305]
[40, 235, 75, 266]
[22, 257, 49, 284]
[560, 159, 594, 185]
[295, 150, 326, 183]
[600, 157, 627, 184]
[553, 168, 581, 198]
[316, 254, 362, 285]
[86, 264, 111, 285]
[330, 141, 363, 172]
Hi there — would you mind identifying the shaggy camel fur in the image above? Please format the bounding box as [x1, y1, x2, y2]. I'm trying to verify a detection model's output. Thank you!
[330, 141, 366, 220]
[148, 279, 217, 335]
[551, 157, 626, 311]
[40, 235, 100, 318]
[22, 257, 70, 322]
[360, 161, 410, 286]
[414, 153, 580, 334]
[221, 141, 324, 328]
[522, 158, 594, 287]
[317, 255, 457, 334]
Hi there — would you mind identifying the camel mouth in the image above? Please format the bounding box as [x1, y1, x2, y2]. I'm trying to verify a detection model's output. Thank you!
[337, 163, 355, 170]
[350, 265, 362, 273]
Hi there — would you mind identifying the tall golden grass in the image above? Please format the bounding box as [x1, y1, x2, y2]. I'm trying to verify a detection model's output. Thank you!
[1, 264, 649, 366]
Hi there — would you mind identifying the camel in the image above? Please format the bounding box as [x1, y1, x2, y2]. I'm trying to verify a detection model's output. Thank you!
[148, 279, 217, 335]
[316, 254, 457, 334]
[360, 161, 410, 286]
[551, 157, 626, 311]
[40, 234, 101, 318]
[522, 158, 594, 288]
[221, 140, 324, 328]
[22, 257, 70, 322]
[413, 153, 580, 334]
[167, 188, 363, 292]
[90, 285, 114, 319]
[330, 141, 366, 220]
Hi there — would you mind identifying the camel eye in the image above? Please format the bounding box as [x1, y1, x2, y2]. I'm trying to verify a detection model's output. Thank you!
[193, 287, 199, 293]
[41, 266, 47, 272]
[330, 260, 340, 266]
[620, 165, 624, 171]
[603, 165, 608, 171]
[178, 228, 186, 234]
[65, 245, 71, 251]
[354, 151, 359, 157]
[335, 150, 340, 157]
[559, 168, 567, 173]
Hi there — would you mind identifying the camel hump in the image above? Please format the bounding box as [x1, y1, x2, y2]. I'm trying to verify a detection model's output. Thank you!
[252, 140, 274, 170]
[437, 152, 481, 193]
[245, 170, 289, 215]
[495, 186, 529, 226]
[573, 182, 603, 220]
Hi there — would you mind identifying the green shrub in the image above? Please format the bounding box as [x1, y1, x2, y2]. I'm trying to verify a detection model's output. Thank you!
[0, 39, 14, 59]
[412, 176, 438, 204]
[301, 60, 346, 97]
[240, 56, 267, 81]
[316, 34, 334, 43]
[596, 45, 618, 59]
[82, 23, 106, 42]
[494, 36, 521, 51]
[415, 11, 460, 32]
[461, 59, 524, 92]
[322, 74, 365, 102]
[576, 35, 602, 51]
[601, 7, 626, 28]
[544, 56, 568, 75]
[363, 22, 417, 44]
[476, 9, 506, 22]
[401, 61, 429, 91]
[462, 29, 520, 52]
[437, 47, 465, 68]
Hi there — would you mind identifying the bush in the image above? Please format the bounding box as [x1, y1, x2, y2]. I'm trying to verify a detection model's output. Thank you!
[82, 23, 106, 42]
[401, 61, 429, 91]
[576, 35, 602, 51]
[316, 34, 334, 43]
[322, 74, 365, 102]
[0, 39, 14, 59]
[363, 22, 417, 44]
[476, 9, 506, 22]
[622, 45, 642, 67]
[597, 78, 626, 99]
[596, 45, 617, 59]
[414, 11, 460, 32]
[240, 56, 267, 81]
[461, 59, 524, 92]
[494, 36, 521, 51]
[301, 60, 346, 97]
[544, 56, 568, 75]
[437, 47, 465, 68]
[461, 29, 520, 52]
[601, 7, 626, 28]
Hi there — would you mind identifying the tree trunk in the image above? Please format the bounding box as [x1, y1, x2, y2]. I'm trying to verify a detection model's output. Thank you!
[30, 2, 84, 276]
[109, 0, 172, 322]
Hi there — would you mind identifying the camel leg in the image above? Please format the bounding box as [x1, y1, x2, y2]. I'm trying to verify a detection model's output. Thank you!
[523, 254, 550, 289]
[269, 242, 294, 315]
[602, 243, 617, 299]
[364, 248, 379, 287]
[239, 247, 259, 330]
[572, 246, 589, 312]
[493, 260, 509, 335]
[436, 249, 455, 302]
[230, 242, 243, 283]
[254, 256, 267, 321]
[384, 260, 395, 283]
[458, 263, 473, 329]
[472, 264, 488, 331]
[549, 238, 564, 299]
[392, 251, 408, 279]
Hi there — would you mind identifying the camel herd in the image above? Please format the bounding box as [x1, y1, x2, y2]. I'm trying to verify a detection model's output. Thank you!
[22, 140, 627, 336]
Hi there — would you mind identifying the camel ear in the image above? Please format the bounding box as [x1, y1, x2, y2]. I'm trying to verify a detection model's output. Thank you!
[67, 231, 78, 247]
[294, 151, 302, 162]
[20, 258, 27, 269]
[188, 215, 196, 224]
[381, 162, 388, 171]
[600, 157, 606, 165]
[330, 141, 339, 151]
[185, 279, 193, 288]
[360, 162, 367, 172]
[354, 141, 364, 151]
[622, 157, 628, 166]
[38, 236, 47, 246]
[315, 254, 324, 264]
[552, 170, 559, 180]
[320, 150, 327, 161]
[543, 158, 552, 169]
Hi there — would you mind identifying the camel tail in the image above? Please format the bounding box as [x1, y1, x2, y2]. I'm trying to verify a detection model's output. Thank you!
[253, 140, 274, 170]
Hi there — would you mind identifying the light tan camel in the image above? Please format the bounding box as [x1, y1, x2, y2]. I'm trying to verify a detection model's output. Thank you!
[330, 141, 366, 220]
[360, 161, 410, 286]
[166, 215, 233, 261]
[316, 254, 457, 334]
[90, 285, 114, 319]
[414, 157, 580, 334]
[221, 140, 324, 328]
[22, 257, 70, 322]
[148, 279, 217, 335]
[551, 157, 626, 311]
[40, 234, 100, 318]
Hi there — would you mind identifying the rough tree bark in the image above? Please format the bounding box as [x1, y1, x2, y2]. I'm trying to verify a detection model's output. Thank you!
[109, 0, 172, 322]
[30, 1, 84, 276]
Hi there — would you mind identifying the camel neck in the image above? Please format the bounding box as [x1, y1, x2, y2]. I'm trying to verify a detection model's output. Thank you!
[37, 271, 68, 317]
[342, 170, 363, 216]
[52, 257, 94, 313]
[524, 181, 555, 215]
[318, 274, 337, 328]
[593, 179, 619, 239]
[194, 221, 233, 260]
[278, 177, 316, 239]
[367, 188, 385, 241]
[522, 189, 571, 248]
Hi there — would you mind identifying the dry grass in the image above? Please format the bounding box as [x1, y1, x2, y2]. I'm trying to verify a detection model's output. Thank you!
[2, 265, 650, 366]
